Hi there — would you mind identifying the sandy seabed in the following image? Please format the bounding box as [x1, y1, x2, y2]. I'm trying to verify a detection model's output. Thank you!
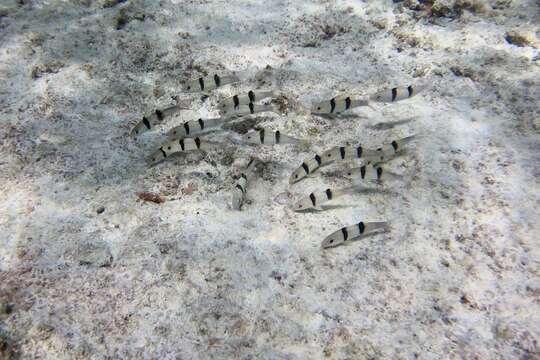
[0, 0, 539, 359]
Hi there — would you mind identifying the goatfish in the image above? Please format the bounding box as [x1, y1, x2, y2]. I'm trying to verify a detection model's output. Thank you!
[217, 90, 276, 110]
[321, 221, 389, 249]
[370, 83, 427, 103]
[341, 164, 403, 183]
[311, 83, 427, 115]
[321, 135, 417, 164]
[219, 102, 280, 118]
[129, 104, 185, 138]
[289, 135, 416, 184]
[241, 128, 301, 145]
[232, 158, 258, 210]
[166, 117, 224, 139]
[293, 186, 362, 212]
[148, 137, 216, 165]
[183, 73, 240, 93]
[311, 95, 369, 115]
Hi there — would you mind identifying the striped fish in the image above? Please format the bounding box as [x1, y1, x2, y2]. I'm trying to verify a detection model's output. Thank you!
[293, 186, 361, 212]
[289, 135, 416, 184]
[321, 221, 389, 249]
[311, 95, 369, 115]
[166, 117, 224, 139]
[219, 102, 279, 118]
[341, 164, 403, 183]
[232, 158, 258, 210]
[129, 104, 184, 138]
[148, 137, 215, 165]
[183, 73, 240, 93]
[242, 128, 300, 145]
[321, 135, 417, 164]
[218, 90, 276, 110]
[370, 83, 427, 103]
[289, 154, 323, 184]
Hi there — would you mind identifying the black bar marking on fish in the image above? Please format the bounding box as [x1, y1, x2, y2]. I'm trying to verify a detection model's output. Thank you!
[357, 146, 363, 158]
[259, 128, 265, 144]
[247, 158, 254, 167]
[236, 184, 244, 193]
[325, 188, 332, 200]
[341, 227, 348, 241]
[360, 166, 366, 179]
[301, 162, 310, 174]
[358, 222, 365, 234]
[214, 74, 221, 87]
[248, 90, 255, 103]
[198, 118, 205, 130]
[184, 122, 190, 135]
[155, 109, 164, 120]
[391, 88, 397, 102]
[142, 117, 151, 130]
[241, 173, 247, 180]
[407, 85, 413, 97]
[339, 147, 346, 160]
[377, 167, 383, 179]
[194, 137, 201, 149]
[314, 154, 322, 166]
[233, 95, 239, 108]
[198, 77, 205, 91]
[345, 97, 351, 110]
[391, 140, 398, 151]
[330, 98, 336, 113]
[309, 193, 316, 207]
[249, 103, 254, 114]
[275, 130, 280, 144]
[179, 139, 185, 151]
[159, 148, 167, 158]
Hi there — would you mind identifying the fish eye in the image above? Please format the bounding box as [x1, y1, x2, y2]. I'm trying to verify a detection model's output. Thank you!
[327, 154, 331, 157]
[317, 107, 321, 110]
[347, 172, 352, 176]
[168, 146, 171, 150]
[329, 239, 334, 243]
[247, 136, 251, 139]
[295, 175, 298, 178]
[187, 86, 191, 90]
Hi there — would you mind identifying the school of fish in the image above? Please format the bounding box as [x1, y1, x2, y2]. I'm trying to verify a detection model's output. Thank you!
[129, 69, 426, 249]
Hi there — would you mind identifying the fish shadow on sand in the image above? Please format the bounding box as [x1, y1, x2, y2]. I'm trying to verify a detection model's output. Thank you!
[366, 117, 416, 130]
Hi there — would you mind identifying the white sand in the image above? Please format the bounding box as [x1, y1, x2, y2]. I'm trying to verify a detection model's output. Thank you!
[0, 0, 539, 358]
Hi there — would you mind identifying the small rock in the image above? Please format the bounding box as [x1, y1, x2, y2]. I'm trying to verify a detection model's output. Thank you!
[96, 206, 105, 214]
[30, 61, 65, 79]
[505, 31, 537, 48]
[78, 239, 113, 267]
[0, 303, 13, 315]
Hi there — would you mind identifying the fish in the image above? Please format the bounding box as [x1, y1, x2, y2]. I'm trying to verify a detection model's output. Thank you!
[310, 82, 427, 115]
[293, 186, 364, 212]
[232, 158, 258, 210]
[241, 128, 301, 145]
[321, 221, 389, 249]
[341, 164, 403, 183]
[217, 90, 276, 110]
[129, 104, 185, 138]
[370, 83, 427, 103]
[219, 102, 280, 118]
[289, 154, 324, 184]
[166, 117, 224, 139]
[311, 95, 369, 115]
[289, 135, 416, 184]
[321, 135, 417, 165]
[148, 137, 216, 164]
[182, 73, 240, 93]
